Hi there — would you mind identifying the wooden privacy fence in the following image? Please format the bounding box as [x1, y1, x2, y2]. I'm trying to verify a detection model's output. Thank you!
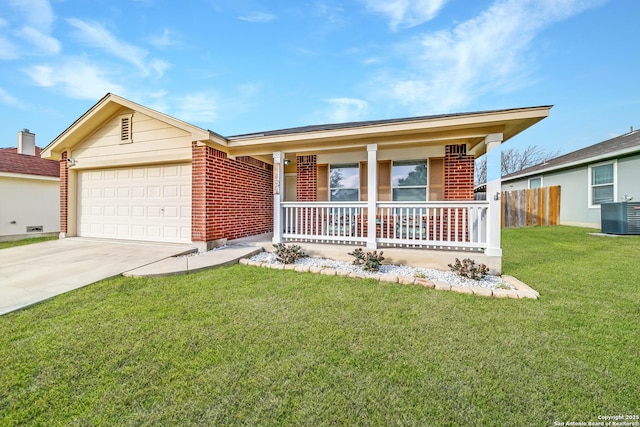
[501, 186, 561, 228]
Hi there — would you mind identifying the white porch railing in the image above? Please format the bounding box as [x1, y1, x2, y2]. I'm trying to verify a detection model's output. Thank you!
[280, 201, 488, 250]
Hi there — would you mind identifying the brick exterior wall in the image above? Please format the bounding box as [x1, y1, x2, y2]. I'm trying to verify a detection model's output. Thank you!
[191, 143, 273, 244]
[296, 155, 317, 201]
[444, 144, 475, 201]
[60, 151, 68, 234]
[442, 144, 475, 241]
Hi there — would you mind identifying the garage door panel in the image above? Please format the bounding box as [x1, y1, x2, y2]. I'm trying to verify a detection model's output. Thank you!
[163, 206, 178, 217]
[164, 185, 179, 198]
[147, 206, 162, 217]
[131, 186, 145, 198]
[78, 164, 191, 243]
[162, 227, 179, 238]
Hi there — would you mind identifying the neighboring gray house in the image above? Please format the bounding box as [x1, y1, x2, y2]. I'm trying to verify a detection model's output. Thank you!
[502, 128, 640, 228]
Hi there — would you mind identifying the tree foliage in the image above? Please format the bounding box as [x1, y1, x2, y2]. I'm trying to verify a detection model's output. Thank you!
[397, 164, 427, 186]
[475, 145, 561, 185]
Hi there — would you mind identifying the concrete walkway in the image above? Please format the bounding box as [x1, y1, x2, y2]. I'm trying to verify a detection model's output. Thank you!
[0, 238, 261, 316]
[124, 244, 263, 277]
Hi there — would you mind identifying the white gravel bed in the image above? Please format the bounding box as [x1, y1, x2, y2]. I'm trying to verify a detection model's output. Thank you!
[249, 252, 511, 290]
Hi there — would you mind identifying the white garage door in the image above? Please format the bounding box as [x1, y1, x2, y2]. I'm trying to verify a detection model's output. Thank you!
[78, 164, 191, 243]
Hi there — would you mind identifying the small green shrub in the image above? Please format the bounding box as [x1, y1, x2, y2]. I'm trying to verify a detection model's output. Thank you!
[348, 248, 385, 272]
[448, 258, 489, 280]
[273, 243, 308, 264]
[414, 272, 427, 279]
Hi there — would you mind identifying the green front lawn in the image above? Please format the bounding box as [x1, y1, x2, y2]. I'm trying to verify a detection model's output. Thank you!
[0, 235, 56, 250]
[1, 226, 638, 425]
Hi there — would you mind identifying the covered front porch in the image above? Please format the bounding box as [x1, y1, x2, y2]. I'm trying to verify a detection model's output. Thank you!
[226, 106, 552, 274]
[270, 135, 504, 271]
[278, 201, 487, 251]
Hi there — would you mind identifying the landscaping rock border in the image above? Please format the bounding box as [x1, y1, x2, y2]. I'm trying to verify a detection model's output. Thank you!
[238, 258, 539, 300]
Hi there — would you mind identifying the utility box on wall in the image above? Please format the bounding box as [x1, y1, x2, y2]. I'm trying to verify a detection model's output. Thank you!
[601, 202, 640, 235]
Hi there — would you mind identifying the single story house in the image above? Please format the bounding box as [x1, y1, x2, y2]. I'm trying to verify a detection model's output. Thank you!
[42, 93, 551, 272]
[0, 129, 60, 241]
[502, 128, 640, 228]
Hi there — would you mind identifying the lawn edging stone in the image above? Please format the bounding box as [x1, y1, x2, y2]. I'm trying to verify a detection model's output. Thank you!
[238, 257, 539, 300]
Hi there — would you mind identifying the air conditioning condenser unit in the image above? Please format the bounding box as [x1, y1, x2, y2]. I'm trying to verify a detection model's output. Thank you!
[601, 202, 640, 235]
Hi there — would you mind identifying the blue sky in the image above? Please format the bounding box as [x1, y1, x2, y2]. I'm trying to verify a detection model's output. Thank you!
[1, 0, 638, 156]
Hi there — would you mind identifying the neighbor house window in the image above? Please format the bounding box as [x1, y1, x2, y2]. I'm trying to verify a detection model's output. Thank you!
[589, 161, 616, 206]
[392, 160, 427, 201]
[529, 177, 542, 189]
[329, 164, 359, 201]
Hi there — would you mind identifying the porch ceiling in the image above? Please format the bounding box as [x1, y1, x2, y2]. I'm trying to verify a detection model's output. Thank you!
[226, 105, 552, 159]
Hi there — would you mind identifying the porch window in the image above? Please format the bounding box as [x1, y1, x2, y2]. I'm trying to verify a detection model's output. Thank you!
[392, 160, 427, 201]
[589, 161, 616, 206]
[329, 164, 359, 201]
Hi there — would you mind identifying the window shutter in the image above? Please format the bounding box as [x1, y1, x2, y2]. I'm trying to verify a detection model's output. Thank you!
[377, 160, 391, 201]
[360, 161, 368, 201]
[317, 164, 328, 201]
[429, 157, 444, 200]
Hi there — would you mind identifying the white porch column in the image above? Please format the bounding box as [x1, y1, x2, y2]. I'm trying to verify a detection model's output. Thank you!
[484, 133, 503, 257]
[272, 152, 285, 244]
[367, 144, 378, 249]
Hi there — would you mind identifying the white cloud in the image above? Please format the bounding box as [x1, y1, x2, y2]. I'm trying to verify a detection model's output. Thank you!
[24, 58, 125, 100]
[0, 87, 19, 105]
[324, 97, 369, 122]
[377, 0, 604, 113]
[5, 0, 61, 57]
[17, 26, 61, 55]
[362, 0, 448, 31]
[316, 3, 347, 26]
[148, 28, 177, 49]
[239, 12, 276, 23]
[0, 18, 19, 59]
[142, 83, 261, 127]
[8, 0, 56, 30]
[173, 92, 219, 123]
[0, 37, 19, 60]
[66, 18, 166, 77]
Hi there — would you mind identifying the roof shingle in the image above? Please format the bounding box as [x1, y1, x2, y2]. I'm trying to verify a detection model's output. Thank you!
[0, 147, 60, 178]
[503, 129, 640, 180]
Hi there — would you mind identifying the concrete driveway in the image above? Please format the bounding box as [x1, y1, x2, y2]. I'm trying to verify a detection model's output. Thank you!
[0, 238, 195, 315]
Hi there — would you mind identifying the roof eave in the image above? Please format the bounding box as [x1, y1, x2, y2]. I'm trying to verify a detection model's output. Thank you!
[227, 105, 552, 157]
[42, 93, 229, 160]
[502, 145, 640, 181]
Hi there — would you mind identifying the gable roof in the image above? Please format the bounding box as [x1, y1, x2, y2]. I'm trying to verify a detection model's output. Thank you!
[0, 147, 60, 178]
[503, 129, 640, 181]
[42, 93, 227, 160]
[41, 92, 552, 162]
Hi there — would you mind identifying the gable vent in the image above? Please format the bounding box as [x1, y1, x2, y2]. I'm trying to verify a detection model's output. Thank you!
[120, 114, 133, 143]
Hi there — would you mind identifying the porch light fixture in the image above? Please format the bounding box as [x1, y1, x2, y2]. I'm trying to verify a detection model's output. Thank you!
[284, 159, 291, 165]
[66, 158, 77, 167]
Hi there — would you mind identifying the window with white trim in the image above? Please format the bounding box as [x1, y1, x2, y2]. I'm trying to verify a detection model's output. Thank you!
[329, 164, 359, 201]
[589, 161, 616, 207]
[529, 176, 542, 189]
[392, 160, 427, 201]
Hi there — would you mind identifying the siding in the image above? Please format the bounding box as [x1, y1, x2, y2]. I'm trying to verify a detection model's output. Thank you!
[71, 110, 193, 168]
[0, 175, 60, 238]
